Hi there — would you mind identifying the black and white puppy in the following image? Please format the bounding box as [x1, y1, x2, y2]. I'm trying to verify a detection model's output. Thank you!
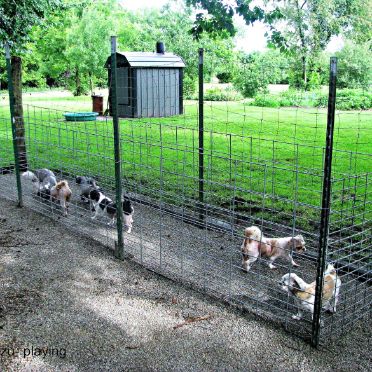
[76, 175, 101, 203]
[22, 169, 57, 198]
[89, 189, 134, 232]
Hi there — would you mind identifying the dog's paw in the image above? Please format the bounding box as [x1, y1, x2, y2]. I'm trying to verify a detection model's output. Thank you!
[292, 262, 300, 267]
[292, 314, 302, 320]
[325, 306, 336, 314]
[269, 264, 277, 269]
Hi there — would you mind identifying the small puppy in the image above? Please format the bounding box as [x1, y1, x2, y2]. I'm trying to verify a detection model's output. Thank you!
[89, 189, 134, 232]
[75, 175, 101, 203]
[50, 180, 72, 216]
[22, 169, 57, 195]
[280, 263, 341, 321]
[241, 226, 306, 272]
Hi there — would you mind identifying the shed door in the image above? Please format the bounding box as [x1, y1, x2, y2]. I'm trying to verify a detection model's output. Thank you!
[117, 68, 129, 105]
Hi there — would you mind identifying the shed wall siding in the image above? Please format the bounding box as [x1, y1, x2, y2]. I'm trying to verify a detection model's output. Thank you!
[136, 68, 179, 118]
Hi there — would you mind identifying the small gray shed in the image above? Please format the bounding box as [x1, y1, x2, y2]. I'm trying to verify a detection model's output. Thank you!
[105, 44, 185, 118]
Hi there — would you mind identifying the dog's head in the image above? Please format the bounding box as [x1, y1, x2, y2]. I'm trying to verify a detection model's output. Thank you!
[89, 189, 101, 202]
[76, 176, 98, 189]
[288, 235, 306, 253]
[22, 171, 38, 183]
[280, 273, 302, 295]
[122, 197, 134, 215]
[55, 180, 68, 190]
[325, 263, 336, 276]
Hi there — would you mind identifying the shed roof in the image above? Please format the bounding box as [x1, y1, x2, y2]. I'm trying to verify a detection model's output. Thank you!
[105, 52, 185, 68]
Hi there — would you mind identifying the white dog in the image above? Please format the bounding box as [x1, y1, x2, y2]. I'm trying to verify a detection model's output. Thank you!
[241, 226, 306, 272]
[22, 168, 57, 196]
[280, 263, 341, 321]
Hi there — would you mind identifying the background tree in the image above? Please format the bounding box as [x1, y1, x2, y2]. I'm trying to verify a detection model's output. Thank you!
[64, 1, 118, 95]
[186, 0, 371, 90]
[335, 42, 372, 90]
[234, 49, 290, 97]
[0, 0, 63, 169]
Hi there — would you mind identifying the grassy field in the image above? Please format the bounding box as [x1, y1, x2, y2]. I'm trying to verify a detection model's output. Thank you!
[0, 90, 371, 232]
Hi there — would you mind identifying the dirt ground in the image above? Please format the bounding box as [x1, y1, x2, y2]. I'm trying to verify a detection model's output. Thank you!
[0, 196, 371, 371]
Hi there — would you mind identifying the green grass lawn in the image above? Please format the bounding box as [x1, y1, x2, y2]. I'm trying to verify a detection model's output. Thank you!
[0, 91, 371, 233]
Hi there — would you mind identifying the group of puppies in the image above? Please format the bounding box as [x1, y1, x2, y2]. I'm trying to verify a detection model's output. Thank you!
[21, 169, 340, 322]
[241, 225, 341, 322]
[22, 169, 72, 216]
[76, 175, 134, 232]
[22, 169, 134, 233]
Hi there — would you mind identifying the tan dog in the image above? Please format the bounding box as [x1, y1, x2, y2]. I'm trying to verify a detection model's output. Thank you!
[280, 264, 341, 320]
[51, 180, 72, 216]
[241, 226, 306, 272]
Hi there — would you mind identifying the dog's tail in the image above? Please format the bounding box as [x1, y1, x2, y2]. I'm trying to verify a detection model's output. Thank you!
[22, 171, 37, 181]
[244, 226, 263, 242]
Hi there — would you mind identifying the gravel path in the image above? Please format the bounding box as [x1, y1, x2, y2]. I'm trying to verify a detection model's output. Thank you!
[0, 196, 371, 371]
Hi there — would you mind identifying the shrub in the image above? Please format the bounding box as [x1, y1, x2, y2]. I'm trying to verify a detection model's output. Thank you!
[204, 86, 242, 101]
[250, 94, 281, 108]
[216, 71, 233, 83]
[315, 89, 372, 110]
[183, 75, 197, 100]
[251, 90, 305, 108]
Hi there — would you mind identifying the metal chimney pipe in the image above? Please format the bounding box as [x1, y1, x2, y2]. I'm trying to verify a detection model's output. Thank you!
[156, 41, 165, 54]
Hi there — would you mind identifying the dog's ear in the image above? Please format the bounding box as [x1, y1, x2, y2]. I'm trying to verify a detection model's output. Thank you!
[76, 176, 82, 184]
[326, 263, 336, 274]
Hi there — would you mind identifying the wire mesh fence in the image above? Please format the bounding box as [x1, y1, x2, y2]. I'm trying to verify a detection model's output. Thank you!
[0, 40, 370, 348]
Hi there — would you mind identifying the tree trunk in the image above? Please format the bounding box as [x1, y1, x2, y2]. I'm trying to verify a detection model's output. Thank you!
[75, 67, 82, 96]
[89, 72, 93, 95]
[11, 56, 28, 171]
[302, 55, 307, 88]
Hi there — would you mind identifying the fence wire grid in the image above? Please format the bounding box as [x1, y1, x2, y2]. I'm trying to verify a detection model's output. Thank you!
[0, 43, 370, 348]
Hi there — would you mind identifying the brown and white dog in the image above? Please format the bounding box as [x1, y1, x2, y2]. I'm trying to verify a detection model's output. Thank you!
[280, 263, 341, 320]
[241, 226, 306, 272]
[50, 180, 72, 216]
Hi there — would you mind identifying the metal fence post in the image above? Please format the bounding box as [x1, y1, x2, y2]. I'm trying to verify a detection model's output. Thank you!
[111, 36, 124, 260]
[4, 42, 23, 207]
[198, 48, 205, 223]
[311, 57, 337, 347]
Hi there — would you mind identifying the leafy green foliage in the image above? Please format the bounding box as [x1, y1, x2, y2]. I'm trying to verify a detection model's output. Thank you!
[233, 49, 289, 98]
[186, 0, 371, 89]
[0, 0, 63, 51]
[216, 71, 233, 83]
[335, 42, 372, 90]
[203, 86, 242, 101]
[251, 89, 372, 110]
[315, 89, 372, 110]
